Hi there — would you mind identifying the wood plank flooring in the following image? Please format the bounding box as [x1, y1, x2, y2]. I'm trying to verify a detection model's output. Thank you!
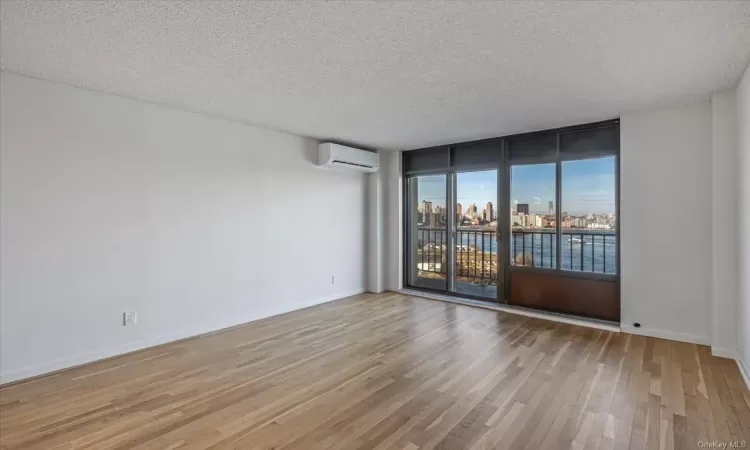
[1, 292, 748, 449]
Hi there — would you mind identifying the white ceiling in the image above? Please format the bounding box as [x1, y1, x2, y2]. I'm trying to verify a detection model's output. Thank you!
[2, 1, 749, 150]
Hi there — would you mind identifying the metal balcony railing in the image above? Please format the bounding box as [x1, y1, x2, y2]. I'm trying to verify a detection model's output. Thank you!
[454, 229, 496, 281]
[511, 230, 617, 274]
[416, 227, 617, 279]
[416, 227, 496, 283]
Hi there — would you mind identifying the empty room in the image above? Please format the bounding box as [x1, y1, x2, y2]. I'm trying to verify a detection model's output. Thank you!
[1, 1, 749, 449]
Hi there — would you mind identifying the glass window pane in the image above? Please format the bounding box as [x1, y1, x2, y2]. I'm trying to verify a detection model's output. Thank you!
[561, 156, 617, 274]
[510, 163, 557, 268]
[454, 170, 497, 299]
[407, 175, 447, 290]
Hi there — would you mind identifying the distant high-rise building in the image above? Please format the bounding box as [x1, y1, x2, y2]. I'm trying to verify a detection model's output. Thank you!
[428, 212, 438, 227]
[435, 205, 445, 224]
[467, 203, 478, 220]
[548, 201, 554, 215]
[421, 200, 433, 214]
[526, 214, 533, 226]
[485, 202, 494, 222]
[517, 203, 529, 215]
[456, 203, 462, 222]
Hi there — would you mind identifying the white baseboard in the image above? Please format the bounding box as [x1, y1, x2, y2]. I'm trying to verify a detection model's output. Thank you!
[711, 347, 739, 359]
[0, 288, 365, 385]
[711, 348, 750, 392]
[619, 324, 709, 346]
[737, 356, 750, 392]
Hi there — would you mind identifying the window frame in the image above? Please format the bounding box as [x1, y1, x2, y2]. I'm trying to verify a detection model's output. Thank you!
[402, 119, 620, 300]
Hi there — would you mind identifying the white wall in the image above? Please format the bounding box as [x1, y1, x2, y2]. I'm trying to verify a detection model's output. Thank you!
[0, 72, 367, 383]
[711, 90, 739, 354]
[382, 151, 403, 291]
[620, 99, 713, 344]
[737, 64, 750, 375]
[366, 166, 384, 293]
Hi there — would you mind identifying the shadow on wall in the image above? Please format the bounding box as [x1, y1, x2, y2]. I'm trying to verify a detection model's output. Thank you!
[304, 139, 319, 165]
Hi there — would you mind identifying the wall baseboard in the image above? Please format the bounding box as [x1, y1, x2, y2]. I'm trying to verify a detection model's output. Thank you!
[711, 347, 738, 359]
[619, 324, 709, 346]
[713, 348, 750, 392]
[738, 356, 750, 392]
[0, 288, 366, 385]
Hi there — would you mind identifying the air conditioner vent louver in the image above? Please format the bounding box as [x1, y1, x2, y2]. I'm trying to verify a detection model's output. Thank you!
[332, 159, 375, 169]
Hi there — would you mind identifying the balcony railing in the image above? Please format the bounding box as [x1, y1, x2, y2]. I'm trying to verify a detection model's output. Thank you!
[456, 229, 496, 282]
[511, 230, 616, 274]
[416, 227, 617, 280]
[416, 227, 496, 284]
[415, 227, 447, 275]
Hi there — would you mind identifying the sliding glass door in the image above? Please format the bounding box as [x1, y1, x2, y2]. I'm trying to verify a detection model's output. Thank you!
[406, 174, 448, 291]
[406, 170, 502, 301]
[452, 170, 499, 299]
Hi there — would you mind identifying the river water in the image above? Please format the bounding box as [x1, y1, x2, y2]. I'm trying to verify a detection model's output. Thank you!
[418, 228, 617, 274]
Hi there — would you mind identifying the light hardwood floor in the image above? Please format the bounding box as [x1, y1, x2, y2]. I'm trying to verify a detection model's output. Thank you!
[1, 292, 748, 449]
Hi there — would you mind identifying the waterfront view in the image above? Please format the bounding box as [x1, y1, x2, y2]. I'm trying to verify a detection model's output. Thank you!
[411, 156, 618, 291]
[415, 226, 617, 283]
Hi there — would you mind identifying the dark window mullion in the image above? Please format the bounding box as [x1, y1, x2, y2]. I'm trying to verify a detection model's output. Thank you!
[555, 136, 562, 271]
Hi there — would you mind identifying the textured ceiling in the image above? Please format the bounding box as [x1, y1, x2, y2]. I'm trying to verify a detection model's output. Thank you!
[2, 1, 749, 150]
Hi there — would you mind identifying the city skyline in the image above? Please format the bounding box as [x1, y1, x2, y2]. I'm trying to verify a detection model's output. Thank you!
[415, 156, 616, 216]
[419, 198, 616, 230]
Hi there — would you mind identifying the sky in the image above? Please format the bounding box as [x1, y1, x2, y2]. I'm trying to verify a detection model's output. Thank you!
[416, 156, 615, 216]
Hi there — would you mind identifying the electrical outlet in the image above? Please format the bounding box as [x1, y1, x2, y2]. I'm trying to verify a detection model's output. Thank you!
[123, 312, 137, 326]
[331, 275, 335, 284]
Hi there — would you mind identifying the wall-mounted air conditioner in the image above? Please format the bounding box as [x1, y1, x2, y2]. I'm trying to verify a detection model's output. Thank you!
[317, 143, 380, 173]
